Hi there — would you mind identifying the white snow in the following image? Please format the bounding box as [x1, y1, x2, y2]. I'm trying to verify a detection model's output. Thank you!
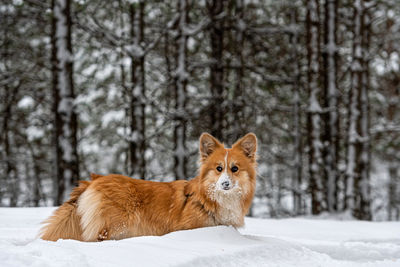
[101, 110, 125, 127]
[124, 44, 144, 58]
[1, 208, 399, 267]
[26, 126, 45, 141]
[17, 96, 34, 109]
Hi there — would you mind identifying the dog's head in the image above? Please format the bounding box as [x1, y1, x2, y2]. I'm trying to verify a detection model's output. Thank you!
[198, 133, 257, 203]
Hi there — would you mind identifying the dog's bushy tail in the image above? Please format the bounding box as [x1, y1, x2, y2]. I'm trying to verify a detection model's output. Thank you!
[40, 181, 90, 241]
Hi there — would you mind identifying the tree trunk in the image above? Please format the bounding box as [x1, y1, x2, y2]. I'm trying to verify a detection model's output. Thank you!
[52, 0, 79, 205]
[306, 0, 324, 215]
[386, 64, 400, 221]
[388, 163, 400, 221]
[129, 1, 146, 179]
[2, 87, 19, 207]
[174, 0, 189, 180]
[138, 1, 146, 180]
[233, 0, 246, 142]
[1, 14, 19, 207]
[29, 144, 44, 207]
[118, 0, 130, 175]
[290, 8, 303, 216]
[207, 0, 226, 140]
[322, 0, 339, 212]
[358, 5, 372, 220]
[346, 0, 371, 220]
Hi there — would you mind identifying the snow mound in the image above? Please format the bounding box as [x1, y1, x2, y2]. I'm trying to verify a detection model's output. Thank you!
[0, 208, 399, 267]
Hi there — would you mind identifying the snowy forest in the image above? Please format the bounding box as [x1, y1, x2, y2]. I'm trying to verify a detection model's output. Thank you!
[0, 0, 399, 221]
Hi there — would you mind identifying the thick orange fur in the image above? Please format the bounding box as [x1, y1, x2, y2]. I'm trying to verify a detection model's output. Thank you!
[40, 133, 257, 242]
[40, 181, 90, 241]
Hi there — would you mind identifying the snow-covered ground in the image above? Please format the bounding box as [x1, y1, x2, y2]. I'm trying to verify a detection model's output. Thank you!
[0, 208, 399, 267]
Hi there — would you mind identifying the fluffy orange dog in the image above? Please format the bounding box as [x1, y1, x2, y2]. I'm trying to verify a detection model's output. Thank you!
[40, 133, 257, 241]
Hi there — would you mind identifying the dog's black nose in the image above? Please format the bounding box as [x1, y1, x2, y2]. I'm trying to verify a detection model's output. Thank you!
[222, 181, 231, 190]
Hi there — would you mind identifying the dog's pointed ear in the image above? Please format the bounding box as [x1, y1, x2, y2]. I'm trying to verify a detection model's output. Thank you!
[90, 173, 103, 180]
[199, 133, 222, 161]
[232, 133, 257, 160]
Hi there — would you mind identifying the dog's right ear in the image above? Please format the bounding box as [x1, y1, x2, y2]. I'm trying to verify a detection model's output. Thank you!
[199, 133, 222, 161]
[90, 173, 103, 180]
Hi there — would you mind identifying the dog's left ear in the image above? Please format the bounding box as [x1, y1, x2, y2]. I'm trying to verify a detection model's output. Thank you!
[232, 133, 257, 160]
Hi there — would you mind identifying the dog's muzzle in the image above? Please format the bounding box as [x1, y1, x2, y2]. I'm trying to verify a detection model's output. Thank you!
[217, 172, 234, 191]
[221, 180, 231, 190]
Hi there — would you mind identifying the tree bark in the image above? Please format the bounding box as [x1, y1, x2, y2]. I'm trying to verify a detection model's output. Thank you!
[52, 0, 79, 205]
[386, 63, 400, 221]
[306, 0, 324, 214]
[28, 143, 44, 207]
[290, 7, 303, 216]
[231, 0, 246, 143]
[207, 0, 226, 140]
[358, 4, 372, 220]
[129, 1, 146, 179]
[2, 87, 19, 207]
[388, 163, 400, 220]
[346, 0, 371, 220]
[173, 0, 189, 180]
[1, 11, 19, 207]
[322, 0, 339, 212]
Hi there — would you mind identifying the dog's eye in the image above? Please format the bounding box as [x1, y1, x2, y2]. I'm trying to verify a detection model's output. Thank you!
[231, 166, 238, 173]
[216, 166, 223, 172]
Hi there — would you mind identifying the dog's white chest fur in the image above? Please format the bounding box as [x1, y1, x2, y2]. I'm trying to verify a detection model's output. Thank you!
[216, 198, 243, 227]
[208, 186, 244, 227]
